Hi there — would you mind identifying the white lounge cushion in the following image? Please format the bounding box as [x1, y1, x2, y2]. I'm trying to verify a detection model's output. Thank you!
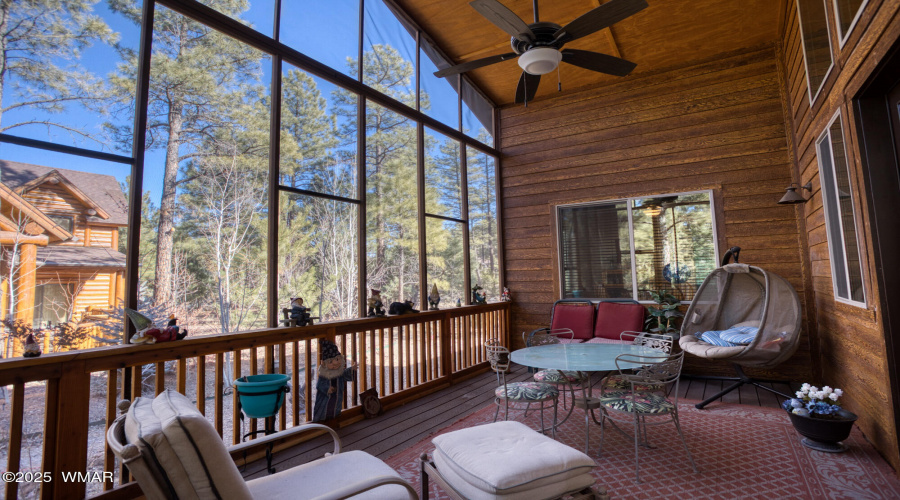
[151, 390, 254, 500]
[431, 421, 595, 497]
[124, 395, 199, 499]
[246, 450, 413, 500]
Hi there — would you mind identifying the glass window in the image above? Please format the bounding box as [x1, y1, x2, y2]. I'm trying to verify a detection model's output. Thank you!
[366, 102, 419, 303]
[420, 46, 460, 129]
[280, 0, 360, 78]
[797, 0, 834, 102]
[466, 147, 499, 301]
[426, 218, 466, 307]
[558, 201, 633, 300]
[425, 128, 462, 219]
[197, 0, 276, 37]
[0, 146, 130, 350]
[33, 283, 75, 327]
[817, 113, 865, 305]
[278, 192, 359, 321]
[557, 192, 717, 303]
[833, 0, 867, 42]
[141, 6, 270, 333]
[280, 64, 356, 199]
[363, 0, 416, 105]
[1, 1, 138, 155]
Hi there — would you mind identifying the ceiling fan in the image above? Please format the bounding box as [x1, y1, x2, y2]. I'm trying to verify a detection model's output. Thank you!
[435, 0, 648, 104]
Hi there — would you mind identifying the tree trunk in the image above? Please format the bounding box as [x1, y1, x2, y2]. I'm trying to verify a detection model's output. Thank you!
[153, 99, 184, 307]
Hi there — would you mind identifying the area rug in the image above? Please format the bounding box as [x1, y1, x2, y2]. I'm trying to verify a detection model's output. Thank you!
[385, 396, 900, 499]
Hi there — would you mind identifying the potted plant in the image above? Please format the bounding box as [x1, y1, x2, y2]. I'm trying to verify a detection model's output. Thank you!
[644, 289, 683, 340]
[782, 383, 858, 452]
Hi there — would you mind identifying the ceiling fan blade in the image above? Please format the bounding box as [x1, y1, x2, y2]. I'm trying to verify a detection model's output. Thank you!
[515, 71, 541, 104]
[562, 49, 636, 76]
[554, 0, 648, 43]
[470, 0, 535, 43]
[434, 52, 518, 78]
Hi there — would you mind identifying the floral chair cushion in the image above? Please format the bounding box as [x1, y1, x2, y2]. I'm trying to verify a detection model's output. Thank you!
[600, 390, 674, 414]
[600, 374, 663, 392]
[495, 382, 559, 401]
[534, 370, 588, 384]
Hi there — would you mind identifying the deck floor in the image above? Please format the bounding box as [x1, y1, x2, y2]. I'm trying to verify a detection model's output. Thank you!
[242, 365, 795, 479]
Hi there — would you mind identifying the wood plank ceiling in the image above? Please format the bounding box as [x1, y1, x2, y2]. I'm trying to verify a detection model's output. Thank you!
[394, 0, 786, 107]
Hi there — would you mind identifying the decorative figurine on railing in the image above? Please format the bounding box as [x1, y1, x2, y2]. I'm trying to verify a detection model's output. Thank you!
[367, 289, 386, 317]
[501, 287, 511, 302]
[428, 284, 441, 310]
[472, 284, 487, 305]
[126, 308, 188, 344]
[288, 297, 313, 326]
[456, 298, 462, 307]
[23, 333, 41, 357]
[313, 339, 358, 422]
[389, 300, 419, 315]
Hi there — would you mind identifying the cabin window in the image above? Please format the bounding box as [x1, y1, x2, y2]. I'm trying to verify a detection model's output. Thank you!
[47, 215, 74, 234]
[32, 283, 74, 327]
[833, 0, 868, 45]
[797, 0, 834, 103]
[816, 112, 866, 306]
[557, 191, 718, 303]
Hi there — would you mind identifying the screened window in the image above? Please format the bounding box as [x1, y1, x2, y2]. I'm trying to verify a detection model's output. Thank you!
[833, 0, 867, 44]
[557, 192, 717, 303]
[817, 112, 865, 305]
[797, 0, 834, 103]
[33, 283, 75, 327]
[47, 215, 75, 234]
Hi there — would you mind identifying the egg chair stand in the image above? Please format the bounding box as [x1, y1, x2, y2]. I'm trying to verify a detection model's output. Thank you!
[678, 247, 803, 410]
[694, 364, 794, 409]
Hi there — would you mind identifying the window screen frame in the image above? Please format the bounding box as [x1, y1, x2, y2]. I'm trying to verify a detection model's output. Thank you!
[796, 0, 835, 105]
[816, 110, 867, 307]
[555, 190, 719, 304]
[832, 0, 868, 48]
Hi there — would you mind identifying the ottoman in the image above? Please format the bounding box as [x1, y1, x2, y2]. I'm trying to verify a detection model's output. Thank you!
[420, 421, 607, 500]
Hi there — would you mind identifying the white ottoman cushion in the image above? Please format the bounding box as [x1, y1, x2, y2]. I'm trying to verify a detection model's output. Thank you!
[431, 421, 595, 497]
[247, 450, 413, 500]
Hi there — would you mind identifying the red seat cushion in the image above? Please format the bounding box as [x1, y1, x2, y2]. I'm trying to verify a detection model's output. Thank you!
[593, 302, 646, 340]
[549, 302, 595, 340]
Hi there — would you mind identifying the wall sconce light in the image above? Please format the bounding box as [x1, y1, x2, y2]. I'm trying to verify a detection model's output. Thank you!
[778, 182, 812, 205]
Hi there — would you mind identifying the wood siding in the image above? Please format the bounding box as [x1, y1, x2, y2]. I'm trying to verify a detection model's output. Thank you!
[779, 0, 900, 471]
[499, 46, 813, 382]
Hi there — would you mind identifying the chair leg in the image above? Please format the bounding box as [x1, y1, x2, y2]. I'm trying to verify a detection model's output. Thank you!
[672, 413, 699, 473]
[633, 411, 642, 483]
[552, 397, 558, 439]
[493, 399, 501, 423]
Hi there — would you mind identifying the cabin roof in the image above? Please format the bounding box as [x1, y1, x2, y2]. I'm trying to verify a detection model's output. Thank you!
[36, 246, 126, 269]
[0, 160, 128, 225]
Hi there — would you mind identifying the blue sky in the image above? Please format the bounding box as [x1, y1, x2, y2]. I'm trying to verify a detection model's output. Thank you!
[0, 0, 474, 207]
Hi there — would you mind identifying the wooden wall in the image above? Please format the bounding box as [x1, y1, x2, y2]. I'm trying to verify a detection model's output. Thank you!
[498, 46, 814, 381]
[779, 0, 900, 471]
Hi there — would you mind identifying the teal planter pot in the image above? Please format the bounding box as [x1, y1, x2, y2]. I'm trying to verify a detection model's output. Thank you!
[234, 373, 290, 419]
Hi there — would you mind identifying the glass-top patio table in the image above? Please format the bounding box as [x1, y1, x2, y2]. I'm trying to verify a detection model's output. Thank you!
[510, 342, 664, 452]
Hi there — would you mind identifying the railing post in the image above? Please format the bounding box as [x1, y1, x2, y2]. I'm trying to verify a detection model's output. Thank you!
[441, 311, 452, 379]
[52, 360, 91, 499]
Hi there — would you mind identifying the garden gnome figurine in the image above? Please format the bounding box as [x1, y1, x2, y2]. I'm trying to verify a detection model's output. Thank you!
[23, 333, 41, 357]
[428, 284, 441, 310]
[501, 287, 511, 302]
[472, 284, 487, 304]
[456, 298, 462, 307]
[313, 340, 358, 422]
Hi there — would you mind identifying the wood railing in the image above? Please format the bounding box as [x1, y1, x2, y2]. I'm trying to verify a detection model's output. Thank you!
[0, 302, 509, 500]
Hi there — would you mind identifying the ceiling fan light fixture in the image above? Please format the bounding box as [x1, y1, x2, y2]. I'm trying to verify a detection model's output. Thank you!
[517, 47, 562, 75]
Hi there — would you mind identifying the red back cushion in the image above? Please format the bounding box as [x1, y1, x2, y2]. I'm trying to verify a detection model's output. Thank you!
[593, 302, 646, 340]
[549, 302, 596, 340]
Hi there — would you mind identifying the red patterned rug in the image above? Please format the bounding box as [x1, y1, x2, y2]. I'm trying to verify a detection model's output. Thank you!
[385, 396, 900, 499]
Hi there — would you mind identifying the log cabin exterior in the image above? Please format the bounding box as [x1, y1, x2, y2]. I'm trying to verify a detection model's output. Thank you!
[0, 161, 127, 354]
[1, 1, 900, 497]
